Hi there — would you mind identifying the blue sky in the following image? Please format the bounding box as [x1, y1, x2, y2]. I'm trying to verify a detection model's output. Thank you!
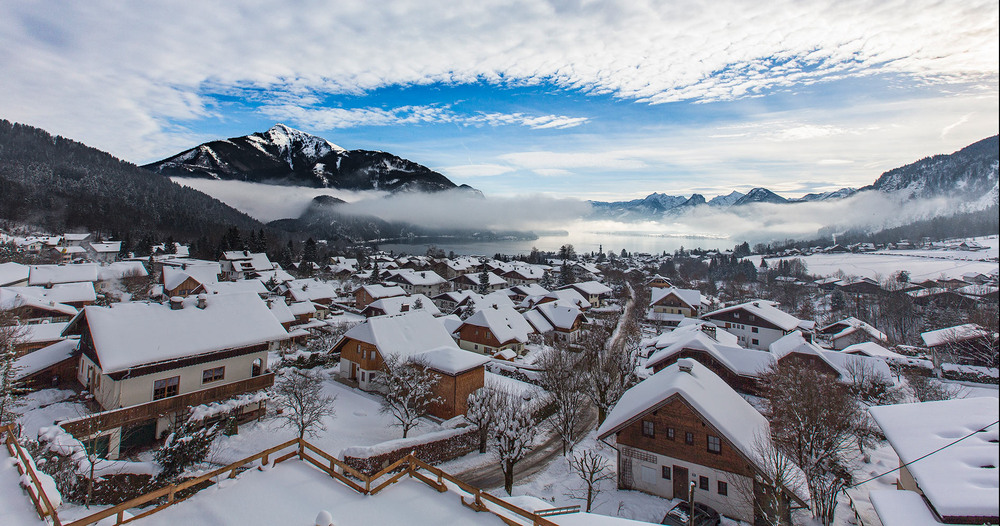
[1, 0, 997, 200]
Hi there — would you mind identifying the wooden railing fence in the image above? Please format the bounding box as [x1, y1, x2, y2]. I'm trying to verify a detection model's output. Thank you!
[2, 424, 64, 525]
[2, 425, 580, 526]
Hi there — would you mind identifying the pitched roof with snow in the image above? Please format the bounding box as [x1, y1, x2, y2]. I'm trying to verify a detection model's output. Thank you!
[162, 264, 220, 290]
[507, 284, 549, 297]
[388, 269, 446, 286]
[68, 292, 289, 374]
[0, 262, 30, 286]
[28, 264, 99, 285]
[461, 305, 534, 344]
[529, 302, 586, 332]
[770, 331, 891, 379]
[267, 298, 295, 324]
[564, 280, 612, 296]
[88, 241, 121, 253]
[819, 317, 887, 343]
[359, 284, 407, 300]
[646, 330, 775, 377]
[339, 311, 459, 359]
[413, 346, 490, 375]
[598, 359, 809, 503]
[920, 323, 994, 347]
[702, 299, 802, 331]
[0, 287, 79, 317]
[870, 398, 999, 521]
[366, 294, 441, 316]
[97, 261, 149, 281]
[14, 339, 78, 380]
[650, 286, 702, 309]
[202, 280, 268, 296]
[284, 278, 337, 302]
[840, 342, 904, 360]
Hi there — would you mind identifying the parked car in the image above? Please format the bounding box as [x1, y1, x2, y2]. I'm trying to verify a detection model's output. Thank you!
[661, 501, 721, 526]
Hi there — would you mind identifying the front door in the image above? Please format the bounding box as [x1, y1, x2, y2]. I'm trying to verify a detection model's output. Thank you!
[672, 465, 688, 499]
[350, 362, 357, 381]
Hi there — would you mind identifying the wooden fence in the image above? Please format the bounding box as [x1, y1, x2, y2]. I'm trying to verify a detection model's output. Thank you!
[2, 425, 580, 526]
[1, 424, 62, 525]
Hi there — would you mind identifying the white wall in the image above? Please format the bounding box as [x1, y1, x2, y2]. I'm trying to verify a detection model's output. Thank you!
[718, 323, 786, 350]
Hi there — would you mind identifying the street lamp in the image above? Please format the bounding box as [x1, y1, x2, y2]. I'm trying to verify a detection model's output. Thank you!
[688, 477, 697, 526]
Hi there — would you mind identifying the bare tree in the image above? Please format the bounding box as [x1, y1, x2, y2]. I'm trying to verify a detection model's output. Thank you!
[376, 354, 441, 438]
[466, 380, 503, 454]
[567, 449, 614, 512]
[492, 387, 538, 495]
[843, 358, 903, 406]
[275, 369, 337, 440]
[730, 432, 806, 526]
[934, 322, 999, 369]
[761, 360, 860, 526]
[537, 348, 588, 455]
[581, 322, 639, 426]
[902, 369, 967, 402]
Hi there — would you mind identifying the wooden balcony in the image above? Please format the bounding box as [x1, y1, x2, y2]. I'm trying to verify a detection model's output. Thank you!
[59, 373, 275, 437]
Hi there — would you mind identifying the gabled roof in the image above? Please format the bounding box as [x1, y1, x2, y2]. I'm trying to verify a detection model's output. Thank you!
[365, 294, 441, 316]
[266, 298, 295, 324]
[770, 331, 892, 379]
[387, 269, 447, 286]
[339, 311, 459, 360]
[453, 272, 508, 287]
[97, 261, 149, 281]
[870, 398, 999, 521]
[598, 359, 809, 503]
[358, 284, 407, 300]
[162, 264, 220, 290]
[413, 346, 489, 375]
[841, 342, 905, 360]
[650, 286, 701, 309]
[283, 278, 337, 302]
[202, 280, 268, 296]
[66, 292, 289, 374]
[529, 302, 586, 332]
[88, 241, 121, 253]
[28, 264, 99, 285]
[461, 305, 533, 344]
[702, 299, 802, 331]
[921, 323, 993, 347]
[507, 283, 549, 297]
[0, 262, 29, 286]
[0, 287, 78, 317]
[7, 283, 95, 305]
[646, 330, 775, 377]
[819, 317, 887, 342]
[563, 280, 612, 296]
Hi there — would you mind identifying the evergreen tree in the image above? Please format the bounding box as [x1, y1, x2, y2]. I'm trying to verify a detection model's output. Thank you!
[540, 270, 553, 289]
[477, 270, 491, 295]
[303, 238, 318, 263]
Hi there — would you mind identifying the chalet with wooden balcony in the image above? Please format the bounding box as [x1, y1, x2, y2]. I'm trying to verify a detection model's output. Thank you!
[598, 359, 808, 524]
[386, 269, 448, 297]
[59, 292, 288, 459]
[451, 272, 508, 293]
[354, 284, 407, 310]
[701, 300, 810, 350]
[647, 286, 703, 327]
[523, 302, 588, 344]
[454, 304, 534, 356]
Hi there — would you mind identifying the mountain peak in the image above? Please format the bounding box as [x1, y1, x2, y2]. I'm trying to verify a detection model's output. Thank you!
[732, 187, 787, 206]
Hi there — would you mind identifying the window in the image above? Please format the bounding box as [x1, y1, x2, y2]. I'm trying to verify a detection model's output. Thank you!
[642, 420, 655, 438]
[685, 432, 694, 445]
[202, 366, 225, 383]
[733, 312, 740, 319]
[718, 481, 728, 496]
[661, 466, 671, 479]
[751, 338, 759, 346]
[751, 327, 758, 333]
[667, 427, 675, 440]
[699, 476, 709, 491]
[153, 376, 179, 400]
[707, 435, 721, 454]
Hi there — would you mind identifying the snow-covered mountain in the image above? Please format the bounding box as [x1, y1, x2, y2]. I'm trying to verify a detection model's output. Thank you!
[708, 190, 745, 207]
[864, 135, 998, 202]
[731, 187, 788, 206]
[792, 188, 858, 202]
[144, 124, 480, 195]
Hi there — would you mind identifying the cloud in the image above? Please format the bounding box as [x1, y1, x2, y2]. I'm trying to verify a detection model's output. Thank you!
[441, 164, 515, 178]
[257, 103, 589, 130]
[1, 0, 995, 161]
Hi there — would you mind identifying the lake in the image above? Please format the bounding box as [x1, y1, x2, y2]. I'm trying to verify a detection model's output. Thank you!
[379, 230, 737, 256]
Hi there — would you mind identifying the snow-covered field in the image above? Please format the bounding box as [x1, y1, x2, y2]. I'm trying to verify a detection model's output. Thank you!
[766, 235, 999, 280]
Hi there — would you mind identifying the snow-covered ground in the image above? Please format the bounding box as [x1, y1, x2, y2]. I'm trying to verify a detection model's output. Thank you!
[765, 235, 999, 280]
[17, 389, 88, 439]
[0, 451, 47, 525]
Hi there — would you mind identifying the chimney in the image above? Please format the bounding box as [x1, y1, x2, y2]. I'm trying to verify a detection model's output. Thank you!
[701, 324, 717, 340]
[401, 303, 409, 312]
[169, 296, 184, 310]
[677, 358, 695, 374]
[196, 294, 207, 309]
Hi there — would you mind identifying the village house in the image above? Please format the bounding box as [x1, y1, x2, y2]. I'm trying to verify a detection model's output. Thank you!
[646, 274, 674, 289]
[769, 331, 892, 380]
[560, 280, 613, 307]
[12, 338, 79, 388]
[95, 261, 150, 294]
[354, 284, 408, 310]
[219, 251, 277, 281]
[597, 359, 808, 524]
[86, 241, 121, 264]
[836, 277, 883, 295]
[451, 271, 508, 292]
[521, 288, 592, 311]
[161, 263, 221, 298]
[920, 323, 998, 367]
[361, 293, 440, 318]
[869, 397, 999, 525]
[700, 300, 810, 351]
[0, 287, 78, 324]
[501, 266, 545, 286]
[431, 258, 479, 280]
[430, 290, 476, 313]
[280, 278, 338, 305]
[647, 286, 703, 327]
[5, 282, 95, 309]
[28, 263, 100, 287]
[505, 283, 549, 304]
[523, 302, 588, 344]
[817, 317, 889, 350]
[332, 311, 488, 419]
[385, 269, 449, 297]
[454, 304, 534, 356]
[59, 292, 288, 459]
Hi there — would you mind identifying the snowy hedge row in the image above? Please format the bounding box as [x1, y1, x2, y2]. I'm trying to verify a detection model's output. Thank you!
[340, 426, 478, 475]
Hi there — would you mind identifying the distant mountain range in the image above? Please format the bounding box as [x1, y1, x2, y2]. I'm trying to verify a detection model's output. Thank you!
[589, 135, 998, 221]
[144, 124, 481, 195]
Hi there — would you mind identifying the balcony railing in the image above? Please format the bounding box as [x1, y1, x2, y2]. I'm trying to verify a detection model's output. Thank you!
[59, 372, 275, 437]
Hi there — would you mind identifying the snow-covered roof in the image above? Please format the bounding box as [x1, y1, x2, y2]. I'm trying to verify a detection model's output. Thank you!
[703, 299, 802, 331]
[88, 241, 121, 253]
[359, 284, 407, 300]
[340, 311, 459, 360]
[819, 317, 887, 343]
[202, 280, 268, 296]
[598, 359, 808, 502]
[461, 305, 534, 344]
[522, 289, 591, 310]
[564, 280, 612, 296]
[21, 321, 69, 344]
[841, 342, 905, 360]
[0, 262, 29, 286]
[6, 283, 96, 305]
[366, 294, 441, 316]
[388, 269, 446, 286]
[413, 346, 490, 375]
[28, 264, 99, 285]
[529, 302, 585, 331]
[507, 283, 549, 297]
[646, 330, 775, 377]
[69, 292, 289, 374]
[438, 314, 463, 336]
[870, 398, 999, 521]
[288, 301, 316, 316]
[267, 298, 295, 324]
[921, 324, 993, 347]
[63, 233, 91, 242]
[454, 271, 508, 287]
[162, 264, 220, 290]
[14, 339, 78, 379]
[0, 287, 78, 317]
[650, 286, 702, 309]
[97, 261, 148, 281]
[869, 490, 944, 526]
[284, 278, 337, 302]
[504, 266, 545, 280]
[523, 309, 554, 334]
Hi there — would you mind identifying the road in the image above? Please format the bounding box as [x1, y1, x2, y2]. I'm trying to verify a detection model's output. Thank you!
[456, 282, 637, 490]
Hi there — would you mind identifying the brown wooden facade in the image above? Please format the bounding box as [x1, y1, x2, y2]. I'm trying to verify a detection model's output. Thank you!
[425, 366, 485, 419]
